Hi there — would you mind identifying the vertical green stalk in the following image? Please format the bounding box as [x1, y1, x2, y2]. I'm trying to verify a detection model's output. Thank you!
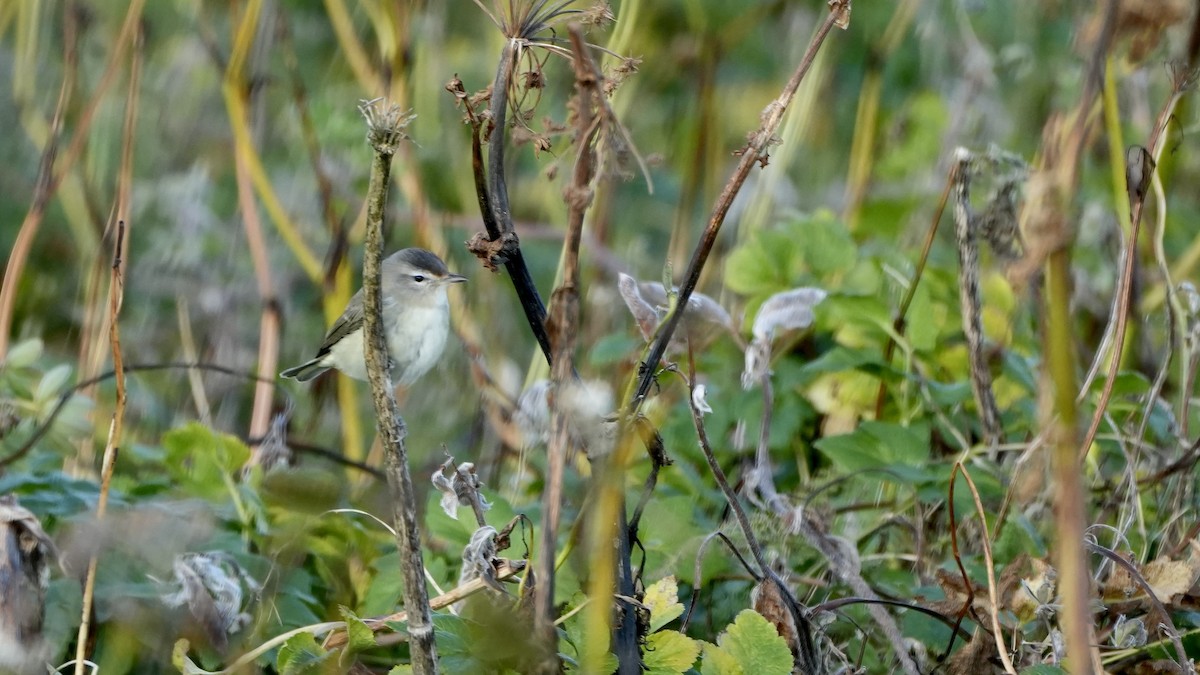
[1045, 247, 1092, 673]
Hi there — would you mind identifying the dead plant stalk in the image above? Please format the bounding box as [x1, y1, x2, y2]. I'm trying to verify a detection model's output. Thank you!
[536, 23, 599, 666]
[360, 101, 437, 674]
[74, 223, 129, 675]
[629, 0, 850, 410]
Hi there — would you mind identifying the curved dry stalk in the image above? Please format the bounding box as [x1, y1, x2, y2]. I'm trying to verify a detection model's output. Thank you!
[535, 25, 600, 667]
[874, 168, 956, 419]
[74, 222, 130, 674]
[74, 21, 145, 668]
[1077, 65, 1195, 461]
[949, 462, 1017, 675]
[629, 1, 850, 411]
[684, 359, 822, 673]
[0, 4, 79, 360]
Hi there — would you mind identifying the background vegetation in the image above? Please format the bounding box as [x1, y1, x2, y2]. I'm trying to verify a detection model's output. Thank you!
[2, 0, 1200, 673]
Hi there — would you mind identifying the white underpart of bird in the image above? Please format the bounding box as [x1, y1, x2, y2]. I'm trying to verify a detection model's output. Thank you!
[319, 295, 451, 384]
[281, 248, 465, 385]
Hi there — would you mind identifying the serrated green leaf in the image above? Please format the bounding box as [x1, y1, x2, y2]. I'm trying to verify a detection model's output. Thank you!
[339, 606, 377, 653]
[700, 641, 742, 675]
[719, 610, 792, 675]
[643, 630, 701, 674]
[277, 631, 333, 674]
[644, 575, 685, 633]
[388, 667, 414, 675]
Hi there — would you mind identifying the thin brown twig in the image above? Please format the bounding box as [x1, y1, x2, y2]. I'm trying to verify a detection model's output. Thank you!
[535, 24, 600, 667]
[1016, 2, 1119, 671]
[684, 355, 822, 673]
[359, 100, 437, 674]
[1, 362, 280, 469]
[629, 1, 850, 411]
[234, 140, 280, 448]
[874, 168, 956, 418]
[950, 462, 1017, 675]
[74, 222, 129, 674]
[1077, 70, 1194, 461]
[323, 559, 526, 650]
[0, 4, 79, 360]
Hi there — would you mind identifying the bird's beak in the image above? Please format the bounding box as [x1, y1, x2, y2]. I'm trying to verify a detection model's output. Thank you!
[444, 274, 468, 284]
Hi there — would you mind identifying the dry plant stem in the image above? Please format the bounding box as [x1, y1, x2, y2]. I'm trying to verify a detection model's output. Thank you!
[1077, 80, 1189, 460]
[0, 5, 77, 360]
[0, 0, 148, 359]
[200, 561, 525, 673]
[75, 223, 129, 675]
[874, 169, 955, 418]
[752, 343, 913, 667]
[952, 153, 1002, 447]
[1026, 3, 1119, 671]
[323, 560, 526, 650]
[630, 2, 848, 410]
[485, 38, 554, 363]
[74, 28, 142, 667]
[685, 369, 822, 674]
[225, 0, 278, 446]
[361, 107, 437, 674]
[176, 298, 213, 425]
[949, 462, 1018, 675]
[535, 25, 598, 665]
[234, 148, 280, 445]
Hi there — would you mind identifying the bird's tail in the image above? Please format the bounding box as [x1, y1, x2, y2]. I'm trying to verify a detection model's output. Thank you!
[280, 360, 328, 382]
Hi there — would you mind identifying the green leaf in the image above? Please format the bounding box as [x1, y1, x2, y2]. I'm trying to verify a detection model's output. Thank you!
[813, 421, 930, 476]
[161, 422, 250, 500]
[35, 363, 71, 406]
[339, 606, 377, 654]
[643, 630, 701, 674]
[725, 236, 792, 297]
[1020, 666, 1066, 675]
[699, 641, 742, 675]
[792, 211, 857, 279]
[564, 616, 619, 674]
[718, 610, 792, 675]
[388, 667, 414, 675]
[276, 632, 334, 674]
[6, 338, 43, 368]
[643, 576, 685, 633]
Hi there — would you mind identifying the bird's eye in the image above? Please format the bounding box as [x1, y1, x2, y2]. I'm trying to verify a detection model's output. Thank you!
[412, 275, 426, 283]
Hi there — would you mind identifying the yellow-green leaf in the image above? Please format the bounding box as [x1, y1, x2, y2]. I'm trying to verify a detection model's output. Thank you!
[644, 575, 685, 633]
[719, 610, 792, 675]
[700, 641, 742, 675]
[643, 630, 701, 674]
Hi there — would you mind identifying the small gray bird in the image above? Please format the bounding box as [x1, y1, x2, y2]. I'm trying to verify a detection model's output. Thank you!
[281, 248, 466, 384]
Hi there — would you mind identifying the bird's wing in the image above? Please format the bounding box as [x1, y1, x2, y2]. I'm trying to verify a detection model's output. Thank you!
[316, 291, 365, 356]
